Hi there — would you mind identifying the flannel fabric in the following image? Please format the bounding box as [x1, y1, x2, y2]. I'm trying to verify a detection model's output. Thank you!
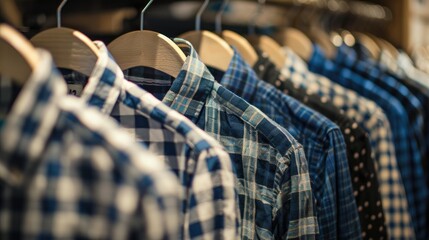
[61, 41, 239, 240]
[337, 45, 426, 162]
[281, 47, 415, 239]
[123, 39, 318, 239]
[0, 50, 181, 239]
[253, 52, 387, 240]
[330, 45, 428, 240]
[213, 50, 361, 240]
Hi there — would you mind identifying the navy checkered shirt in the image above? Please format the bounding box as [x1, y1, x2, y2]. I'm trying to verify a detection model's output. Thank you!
[0, 49, 181, 239]
[309, 44, 428, 240]
[121, 39, 319, 239]
[210, 50, 361, 240]
[62, 41, 240, 239]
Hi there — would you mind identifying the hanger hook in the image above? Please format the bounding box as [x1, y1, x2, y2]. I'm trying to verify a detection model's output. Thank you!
[248, 0, 265, 35]
[215, 0, 230, 34]
[141, 0, 154, 30]
[57, 0, 68, 28]
[196, 0, 210, 31]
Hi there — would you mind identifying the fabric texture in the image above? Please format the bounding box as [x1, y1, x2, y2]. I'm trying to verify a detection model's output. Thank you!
[123, 39, 319, 240]
[281, 47, 415, 239]
[213, 49, 361, 240]
[253, 52, 387, 240]
[61, 41, 240, 240]
[329, 45, 428, 240]
[0, 50, 181, 240]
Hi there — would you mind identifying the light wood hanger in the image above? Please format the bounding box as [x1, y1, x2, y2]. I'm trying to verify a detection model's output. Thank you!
[246, 0, 285, 69]
[108, 0, 186, 78]
[372, 35, 399, 59]
[275, 27, 313, 62]
[354, 32, 380, 60]
[222, 31, 258, 67]
[30, 0, 100, 77]
[0, 24, 39, 85]
[178, 0, 233, 72]
[217, 0, 257, 67]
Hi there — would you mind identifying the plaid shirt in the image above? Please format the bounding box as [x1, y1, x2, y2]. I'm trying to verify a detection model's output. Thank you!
[328, 45, 428, 240]
[62, 41, 239, 240]
[337, 45, 426, 163]
[0, 50, 181, 239]
[281, 47, 415, 239]
[252, 51, 387, 240]
[212, 50, 360, 240]
[122, 39, 318, 239]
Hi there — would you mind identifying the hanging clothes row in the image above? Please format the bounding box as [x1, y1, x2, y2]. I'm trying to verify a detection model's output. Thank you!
[0, 0, 428, 239]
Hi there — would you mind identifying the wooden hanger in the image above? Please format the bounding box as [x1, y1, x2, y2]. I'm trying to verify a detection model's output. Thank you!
[210, 0, 258, 66]
[178, 0, 233, 72]
[244, 0, 285, 69]
[222, 30, 258, 67]
[372, 36, 399, 59]
[30, 0, 99, 77]
[276, 28, 313, 62]
[353, 32, 380, 60]
[247, 34, 285, 69]
[309, 27, 336, 59]
[0, 24, 39, 85]
[108, 0, 186, 77]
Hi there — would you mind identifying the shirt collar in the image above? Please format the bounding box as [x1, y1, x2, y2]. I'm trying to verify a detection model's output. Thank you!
[80, 41, 124, 115]
[0, 50, 67, 185]
[162, 38, 214, 123]
[214, 49, 259, 103]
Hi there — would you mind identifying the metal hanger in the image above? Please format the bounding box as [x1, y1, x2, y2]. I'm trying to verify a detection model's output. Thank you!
[31, 0, 100, 77]
[179, 0, 233, 72]
[219, 0, 259, 67]
[108, 0, 186, 78]
[246, 0, 285, 69]
[0, 24, 39, 85]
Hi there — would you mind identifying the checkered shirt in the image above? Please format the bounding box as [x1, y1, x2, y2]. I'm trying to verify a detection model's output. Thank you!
[62, 41, 239, 239]
[0, 49, 181, 239]
[213, 50, 360, 240]
[122, 38, 318, 239]
[337, 45, 426, 162]
[281, 47, 415, 239]
[330, 45, 428, 240]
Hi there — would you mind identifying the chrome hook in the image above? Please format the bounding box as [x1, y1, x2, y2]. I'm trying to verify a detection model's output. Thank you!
[215, 0, 230, 34]
[196, 0, 210, 31]
[57, 0, 68, 28]
[141, 0, 154, 30]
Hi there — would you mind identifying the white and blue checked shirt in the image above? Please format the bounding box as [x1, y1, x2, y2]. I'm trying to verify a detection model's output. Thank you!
[120, 39, 318, 239]
[281, 47, 415, 239]
[0, 49, 181, 239]
[62, 41, 239, 240]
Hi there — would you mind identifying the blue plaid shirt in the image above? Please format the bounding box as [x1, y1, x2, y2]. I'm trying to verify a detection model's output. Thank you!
[309, 45, 428, 240]
[121, 39, 318, 239]
[0, 49, 181, 239]
[211, 50, 360, 240]
[336, 45, 426, 163]
[281, 47, 415, 239]
[62, 41, 240, 239]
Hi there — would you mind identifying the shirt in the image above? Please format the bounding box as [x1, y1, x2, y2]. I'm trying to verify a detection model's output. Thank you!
[253, 53, 387, 240]
[281, 47, 414, 239]
[0, 50, 181, 239]
[62, 41, 239, 239]
[328, 45, 428, 239]
[122, 39, 318, 239]
[212, 50, 360, 240]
